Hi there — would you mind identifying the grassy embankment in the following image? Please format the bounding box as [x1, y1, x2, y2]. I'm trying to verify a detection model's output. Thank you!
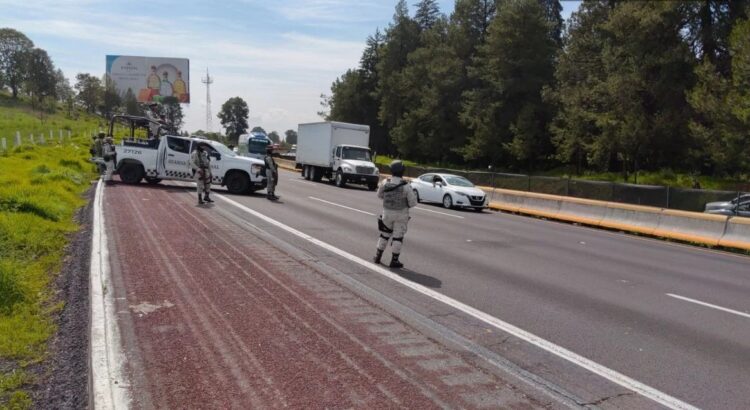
[373, 155, 747, 191]
[0, 93, 101, 408]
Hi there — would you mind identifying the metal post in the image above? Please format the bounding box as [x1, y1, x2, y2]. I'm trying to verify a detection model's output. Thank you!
[68, 130, 71, 139]
[29, 134, 34, 144]
[566, 176, 571, 197]
[527, 175, 532, 192]
[49, 130, 53, 141]
[488, 165, 495, 203]
[666, 186, 670, 209]
[15, 131, 21, 146]
[59, 129, 63, 143]
[1, 138, 6, 151]
[40, 133, 45, 144]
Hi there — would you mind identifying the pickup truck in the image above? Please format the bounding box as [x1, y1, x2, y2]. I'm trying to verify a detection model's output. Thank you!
[115, 135, 267, 194]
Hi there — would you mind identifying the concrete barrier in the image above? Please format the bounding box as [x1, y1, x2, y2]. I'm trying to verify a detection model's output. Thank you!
[653, 209, 728, 246]
[489, 189, 562, 217]
[718, 217, 750, 250]
[599, 202, 661, 235]
[557, 197, 607, 226]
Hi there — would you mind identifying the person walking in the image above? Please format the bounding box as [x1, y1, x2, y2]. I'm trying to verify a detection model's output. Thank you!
[374, 160, 417, 268]
[190, 144, 213, 205]
[102, 136, 116, 184]
[264, 145, 279, 200]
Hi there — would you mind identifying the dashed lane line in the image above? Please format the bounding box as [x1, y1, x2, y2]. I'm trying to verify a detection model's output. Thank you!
[666, 293, 750, 319]
[308, 196, 377, 216]
[216, 193, 699, 410]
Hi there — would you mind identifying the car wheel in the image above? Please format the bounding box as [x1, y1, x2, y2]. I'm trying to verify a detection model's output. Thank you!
[225, 171, 250, 194]
[367, 182, 378, 191]
[335, 170, 346, 188]
[119, 163, 144, 184]
[442, 194, 453, 209]
[413, 189, 421, 203]
[473, 207, 484, 212]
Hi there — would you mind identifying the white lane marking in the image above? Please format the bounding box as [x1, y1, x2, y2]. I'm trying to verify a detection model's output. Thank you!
[414, 206, 464, 219]
[90, 180, 131, 409]
[216, 193, 698, 410]
[309, 196, 376, 216]
[289, 179, 313, 184]
[666, 293, 750, 319]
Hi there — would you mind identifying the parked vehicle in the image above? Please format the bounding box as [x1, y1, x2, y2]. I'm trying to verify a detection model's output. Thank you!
[238, 131, 271, 160]
[296, 121, 379, 190]
[108, 115, 267, 194]
[704, 193, 750, 217]
[411, 173, 487, 211]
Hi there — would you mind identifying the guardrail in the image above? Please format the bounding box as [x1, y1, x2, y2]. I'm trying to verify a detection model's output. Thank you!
[1, 129, 75, 152]
[273, 158, 749, 251]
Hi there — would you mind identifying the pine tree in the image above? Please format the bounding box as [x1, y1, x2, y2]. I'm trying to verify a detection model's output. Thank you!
[414, 0, 442, 31]
[461, 0, 557, 169]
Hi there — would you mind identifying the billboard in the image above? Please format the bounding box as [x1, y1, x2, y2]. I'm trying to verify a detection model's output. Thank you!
[106, 55, 190, 103]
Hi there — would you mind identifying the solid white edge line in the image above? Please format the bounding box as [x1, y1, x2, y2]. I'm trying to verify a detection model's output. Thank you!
[90, 180, 130, 409]
[309, 196, 376, 216]
[216, 193, 699, 410]
[414, 206, 464, 219]
[666, 293, 750, 319]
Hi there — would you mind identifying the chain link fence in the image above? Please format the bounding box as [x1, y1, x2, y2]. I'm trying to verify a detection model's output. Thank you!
[375, 163, 747, 213]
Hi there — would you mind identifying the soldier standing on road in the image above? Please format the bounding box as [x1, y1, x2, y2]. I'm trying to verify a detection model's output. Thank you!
[374, 160, 417, 268]
[190, 144, 213, 205]
[90, 133, 105, 174]
[102, 136, 116, 184]
[145, 102, 162, 139]
[264, 145, 279, 200]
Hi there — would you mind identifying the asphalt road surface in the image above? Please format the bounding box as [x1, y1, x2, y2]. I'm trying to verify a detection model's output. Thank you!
[103, 169, 750, 409]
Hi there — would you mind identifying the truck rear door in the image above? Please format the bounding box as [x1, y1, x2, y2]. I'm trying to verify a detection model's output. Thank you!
[163, 137, 192, 180]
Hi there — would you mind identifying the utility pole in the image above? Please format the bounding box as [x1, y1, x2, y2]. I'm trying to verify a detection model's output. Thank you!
[201, 68, 213, 132]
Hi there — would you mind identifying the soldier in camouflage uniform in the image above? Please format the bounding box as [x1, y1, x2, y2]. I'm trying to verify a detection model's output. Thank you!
[190, 144, 213, 205]
[374, 160, 417, 268]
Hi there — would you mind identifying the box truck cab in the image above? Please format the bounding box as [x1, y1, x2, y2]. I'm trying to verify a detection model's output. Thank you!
[297, 122, 379, 190]
[238, 131, 271, 160]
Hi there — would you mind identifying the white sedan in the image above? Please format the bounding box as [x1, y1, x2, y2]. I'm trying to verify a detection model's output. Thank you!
[411, 173, 487, 211]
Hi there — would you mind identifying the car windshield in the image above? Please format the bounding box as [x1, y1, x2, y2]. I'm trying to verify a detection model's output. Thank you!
[731, 194, 750, 204]
[248, 139, 269, 154]
[207, 141, 237, 157]
[445, 176, 474, 187]
[342, 147, 371, 161]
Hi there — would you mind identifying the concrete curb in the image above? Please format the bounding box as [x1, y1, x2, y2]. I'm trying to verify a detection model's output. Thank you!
[89, 179, 130, 409]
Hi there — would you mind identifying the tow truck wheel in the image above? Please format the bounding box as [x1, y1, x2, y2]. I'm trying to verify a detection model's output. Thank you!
[225, 171, 250, 194]
[120, 163, 144, 184]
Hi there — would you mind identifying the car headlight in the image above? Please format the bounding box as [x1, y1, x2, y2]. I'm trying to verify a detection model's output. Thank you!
[251, 164, 262, 174]
[343, 166, 353, 172]
[456, 191, 469, 197]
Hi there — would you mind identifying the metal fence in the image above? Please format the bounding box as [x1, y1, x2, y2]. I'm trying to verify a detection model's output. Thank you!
[376, 163, 747, 212]
[1, 129, 76, 153]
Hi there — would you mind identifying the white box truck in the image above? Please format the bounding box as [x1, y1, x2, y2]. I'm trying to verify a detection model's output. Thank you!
[297, 121, 380, 190]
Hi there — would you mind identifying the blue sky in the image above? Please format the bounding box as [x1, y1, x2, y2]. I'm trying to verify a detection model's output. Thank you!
[0, 0, 581, 135]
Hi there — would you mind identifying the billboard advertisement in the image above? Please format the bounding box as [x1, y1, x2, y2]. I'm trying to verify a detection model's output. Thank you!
[106, 55, 190, 103]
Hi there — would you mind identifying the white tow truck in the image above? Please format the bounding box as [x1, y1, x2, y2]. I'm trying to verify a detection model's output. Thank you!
[109, 115, 267, 194]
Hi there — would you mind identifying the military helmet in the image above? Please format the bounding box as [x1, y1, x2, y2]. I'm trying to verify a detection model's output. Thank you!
[389, 160, 405, 177]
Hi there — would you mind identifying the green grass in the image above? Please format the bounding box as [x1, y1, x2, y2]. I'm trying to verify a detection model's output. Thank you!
[0, 93, 99, 408]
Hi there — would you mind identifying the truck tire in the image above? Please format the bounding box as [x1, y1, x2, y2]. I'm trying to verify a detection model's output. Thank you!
[413, 189, 420, 203]
[225, 171, 250, 194]
[120, 163, 144, 184]
[303, 165, 311, 180]
[335, 169, 346, 188]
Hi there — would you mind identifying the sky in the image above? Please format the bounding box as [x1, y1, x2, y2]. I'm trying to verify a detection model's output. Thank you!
[0, 0, 581, 138]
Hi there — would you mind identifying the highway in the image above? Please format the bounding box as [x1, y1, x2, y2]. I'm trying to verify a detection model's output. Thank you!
[211, 168, 750, 409]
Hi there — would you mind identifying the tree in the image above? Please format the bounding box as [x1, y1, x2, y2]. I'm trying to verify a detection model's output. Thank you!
[415, 0, 442, 31]
[251, 126, 267, 134]
[99, 75, 121, 119]
[54, 69, 75, 117]
[24, 48, 56, 110]
[162, 96, 183, 133]
[461, 0, 558, 169]
[688, 17, 750, 175]
[284, 129, 298, 145]
[268, 131, 280, 143]
[74, 73, 102, 113]
[122, 88, 142, 116]
[0, 28, 34, 99]
[218, 97, 249, 145]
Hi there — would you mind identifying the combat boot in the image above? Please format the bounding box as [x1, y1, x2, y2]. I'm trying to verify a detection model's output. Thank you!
[204, 193, 214, 203]
[373, 249, 384, 264]
[198, 193, 204, 205]
[389, 254, 403, 269]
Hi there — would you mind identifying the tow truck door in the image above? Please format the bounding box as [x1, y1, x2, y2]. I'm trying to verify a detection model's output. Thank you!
[162, 136, 192, 180]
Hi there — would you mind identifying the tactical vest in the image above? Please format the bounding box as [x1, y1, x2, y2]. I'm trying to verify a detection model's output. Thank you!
[383, 181, 408, 211]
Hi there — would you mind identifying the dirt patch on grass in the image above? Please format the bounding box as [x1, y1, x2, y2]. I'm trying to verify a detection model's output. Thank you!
[30, 185, 94, 409]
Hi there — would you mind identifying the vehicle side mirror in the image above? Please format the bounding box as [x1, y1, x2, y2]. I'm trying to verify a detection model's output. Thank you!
[212, 153, 221, 160]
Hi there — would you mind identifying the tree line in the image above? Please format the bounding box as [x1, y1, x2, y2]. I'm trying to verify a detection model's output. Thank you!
[322, 0, 750, 179]
[0, 28, 184, 130]
[212, 96, 298, 147]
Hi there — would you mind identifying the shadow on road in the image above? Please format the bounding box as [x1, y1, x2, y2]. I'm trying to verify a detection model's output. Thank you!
[395, 268, 442, 289]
